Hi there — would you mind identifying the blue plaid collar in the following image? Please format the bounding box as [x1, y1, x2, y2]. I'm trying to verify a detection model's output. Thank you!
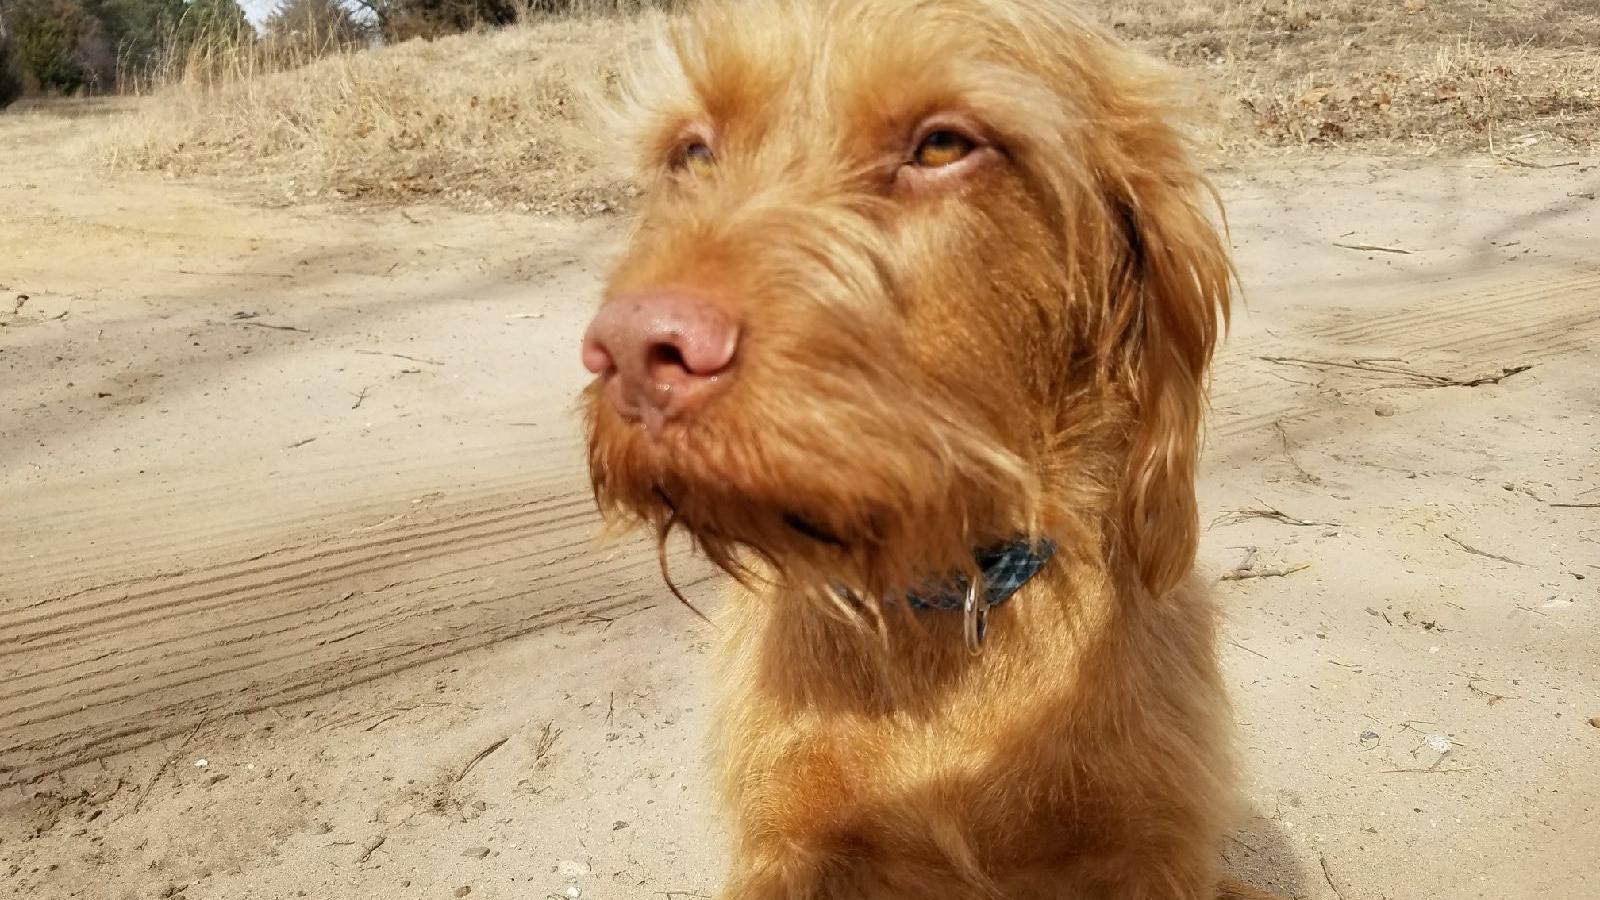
[835, 538, 1056, 648]
[906, 539, 1056, 612]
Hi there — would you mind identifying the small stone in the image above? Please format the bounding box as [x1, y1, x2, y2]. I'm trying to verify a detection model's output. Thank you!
[462, 847, 490, 859]
[1358, 729, 1380, 743]
[193, 758, 208, 768]
[556, 860, 590, 879]
[612, 820, 629, 831]
[564, 886, 581, 900]
[1373, 401, 1396, 417]
[1423, 733, 1451, 753]
[1588, 717, 1599, 728]
[454, 888, 472, 898]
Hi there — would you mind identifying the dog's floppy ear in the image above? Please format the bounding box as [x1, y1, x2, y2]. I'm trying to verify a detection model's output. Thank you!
[1103, 159, 1232, 598]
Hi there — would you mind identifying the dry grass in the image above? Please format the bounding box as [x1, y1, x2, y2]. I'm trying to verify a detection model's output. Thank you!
[103, 18, 642, 214]
[1115, 0, 1600, 155]
[102, 0, 1600, 213]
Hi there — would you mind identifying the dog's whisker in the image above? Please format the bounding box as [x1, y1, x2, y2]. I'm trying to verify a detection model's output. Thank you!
[654, 508, 713, 626]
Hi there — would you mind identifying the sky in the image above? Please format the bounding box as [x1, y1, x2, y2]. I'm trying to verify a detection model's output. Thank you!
[238, 0, 277, 26]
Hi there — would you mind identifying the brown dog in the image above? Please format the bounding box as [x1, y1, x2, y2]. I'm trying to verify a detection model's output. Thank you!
[581, 1, 1269, 897]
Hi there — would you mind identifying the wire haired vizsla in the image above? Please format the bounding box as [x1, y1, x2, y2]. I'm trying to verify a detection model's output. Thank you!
[580, 1, 1277, 897]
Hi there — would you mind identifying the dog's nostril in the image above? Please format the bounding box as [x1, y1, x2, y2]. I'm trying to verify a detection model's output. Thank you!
[647, 341, 692, 382]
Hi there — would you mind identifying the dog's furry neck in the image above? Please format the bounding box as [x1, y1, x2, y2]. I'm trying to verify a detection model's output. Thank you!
[723, 546, 1133, 718]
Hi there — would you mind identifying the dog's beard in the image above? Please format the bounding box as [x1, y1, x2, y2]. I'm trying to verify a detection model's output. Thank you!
[583, 363, 1044, 606]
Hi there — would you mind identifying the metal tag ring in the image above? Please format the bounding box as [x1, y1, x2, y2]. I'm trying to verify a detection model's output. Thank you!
[962, 579, 990, 653]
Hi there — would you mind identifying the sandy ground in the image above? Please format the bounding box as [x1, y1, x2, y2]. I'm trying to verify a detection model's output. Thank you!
[2, 110, 1597, 900]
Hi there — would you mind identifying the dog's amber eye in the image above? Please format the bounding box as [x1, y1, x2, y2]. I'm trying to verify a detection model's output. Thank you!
[913, 130, 975, 168]
[680, 142, 715, 175]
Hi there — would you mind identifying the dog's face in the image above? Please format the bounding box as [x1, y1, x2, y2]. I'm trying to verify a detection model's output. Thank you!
[582, 0, 1230, 601]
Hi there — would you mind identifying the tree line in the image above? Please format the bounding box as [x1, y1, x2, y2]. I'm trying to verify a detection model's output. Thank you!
[0, 0, 557, 107]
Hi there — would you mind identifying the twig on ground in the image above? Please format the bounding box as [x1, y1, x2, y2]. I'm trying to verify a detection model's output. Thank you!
[1468, 681, 1521, 705]
[355, 834, 387, 864]
[1550, 502, 1600, 508]
[133, 721, 205, 813]
[286, 437, 317, 449]
[1436, 364, 1533, 387]
[1443, 534, 1528, 567]
[362, 713, 401, 732]
[453, 737, 510, 784]
[1319, 855, 1349, 900]
[356, 349, 444, 366]
[233, 320, 310, 333]
[1260, 356, 1532, 388]
[1378, 766, 1476, 774]
[583, 604, 656, 629]
[351, 386, 372, 410]
[1213, 506, 1339, 528]
[533, 722, 561, 764]
[1221, 563, 1311, 582]
[1227, 638, 1269, 660]
[1333, 242, 1412, 254]
[1272, 420, 1323, 485]
[1227, 833, 1262, 855]
[1498, 156, 1579, 169]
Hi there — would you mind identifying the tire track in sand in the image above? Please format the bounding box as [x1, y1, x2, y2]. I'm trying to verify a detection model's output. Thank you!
[0, 432, 715, 789]
[1210, 265, 1600, 443]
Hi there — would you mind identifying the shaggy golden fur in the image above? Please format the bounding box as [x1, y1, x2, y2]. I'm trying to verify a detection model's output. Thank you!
[583, 1, 1275, 897]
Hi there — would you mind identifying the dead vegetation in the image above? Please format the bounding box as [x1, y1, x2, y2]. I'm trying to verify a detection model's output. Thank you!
[1113, 0, 1600, 155]
[98, 0, 1600, 212]
[102, 17, 642, 215]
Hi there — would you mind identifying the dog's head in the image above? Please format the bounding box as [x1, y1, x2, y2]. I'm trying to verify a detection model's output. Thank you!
[581, 0, 1231, 602]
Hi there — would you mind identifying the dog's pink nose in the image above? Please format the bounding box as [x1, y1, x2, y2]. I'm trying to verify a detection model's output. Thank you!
[581, 290, 740, 433]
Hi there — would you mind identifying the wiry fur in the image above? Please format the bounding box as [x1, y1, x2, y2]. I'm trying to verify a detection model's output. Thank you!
[583, 1, 1271, 897]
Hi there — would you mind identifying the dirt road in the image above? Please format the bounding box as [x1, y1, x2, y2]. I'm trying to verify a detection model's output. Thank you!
[2, 111, 1597, 899]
